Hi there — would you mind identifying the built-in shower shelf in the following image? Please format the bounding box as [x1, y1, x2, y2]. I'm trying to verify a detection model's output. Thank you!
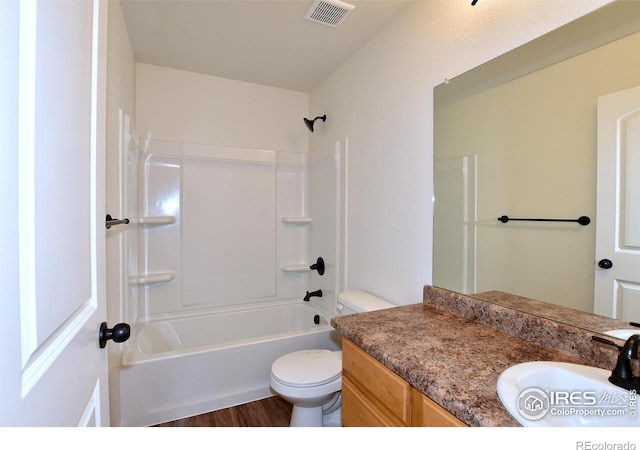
[131, 216, 176, 225]
[281, 217, 312, 224]
[280, 264, 311, 272]
[131, 272, 176, 285]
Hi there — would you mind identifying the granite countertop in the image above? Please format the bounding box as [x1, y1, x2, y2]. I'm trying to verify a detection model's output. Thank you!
[330, 287, 619, 427]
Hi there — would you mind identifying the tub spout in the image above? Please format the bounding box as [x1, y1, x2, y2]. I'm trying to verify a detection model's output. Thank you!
[303, 289, 323, 301]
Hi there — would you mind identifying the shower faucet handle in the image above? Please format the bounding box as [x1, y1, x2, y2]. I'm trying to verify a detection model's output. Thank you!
[309, 257, 325, 276]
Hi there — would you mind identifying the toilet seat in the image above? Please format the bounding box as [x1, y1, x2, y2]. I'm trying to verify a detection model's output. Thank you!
[271, 349, 341, 388]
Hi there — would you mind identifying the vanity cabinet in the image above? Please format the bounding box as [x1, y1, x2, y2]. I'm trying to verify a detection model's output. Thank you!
[342, 337, 411, 426]
[341, 337, 467, 427]
[411, 389, 467, 427]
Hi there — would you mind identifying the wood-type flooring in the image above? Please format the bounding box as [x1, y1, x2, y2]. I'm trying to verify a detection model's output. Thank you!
[154, 396, 292, 427]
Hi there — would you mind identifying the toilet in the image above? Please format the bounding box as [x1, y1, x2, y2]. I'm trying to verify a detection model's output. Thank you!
[270, 290, 394, 427]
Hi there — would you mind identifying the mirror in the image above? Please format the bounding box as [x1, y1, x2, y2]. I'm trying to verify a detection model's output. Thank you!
[433, 0, 640, 332]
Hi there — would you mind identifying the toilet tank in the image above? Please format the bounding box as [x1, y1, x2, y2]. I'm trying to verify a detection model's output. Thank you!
[336, 290, 395, 315]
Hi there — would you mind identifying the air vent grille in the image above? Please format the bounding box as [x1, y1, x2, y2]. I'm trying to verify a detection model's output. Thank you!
[304, 0, 355, 28]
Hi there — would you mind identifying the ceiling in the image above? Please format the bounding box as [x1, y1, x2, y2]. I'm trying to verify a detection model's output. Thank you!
[120, 0, 413, 93]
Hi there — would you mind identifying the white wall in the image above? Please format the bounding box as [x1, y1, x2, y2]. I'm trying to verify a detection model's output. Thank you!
[136, 63, 308, 152]
[309, 0, 612, 306]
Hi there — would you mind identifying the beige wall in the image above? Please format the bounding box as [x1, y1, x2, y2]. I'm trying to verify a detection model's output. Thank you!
[435, 32, 640, 312]
[309, 0, 612, 305]
[135, 63, 309, 153]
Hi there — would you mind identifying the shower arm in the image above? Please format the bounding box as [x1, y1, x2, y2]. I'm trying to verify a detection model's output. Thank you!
[303, 115, 326, 132]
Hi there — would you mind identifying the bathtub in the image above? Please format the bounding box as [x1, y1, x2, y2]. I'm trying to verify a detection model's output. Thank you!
[119, 301, 342, 426]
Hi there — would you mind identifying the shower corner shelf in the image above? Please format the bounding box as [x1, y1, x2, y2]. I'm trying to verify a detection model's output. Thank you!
[280, 264, 311, 273]
[131, 271, 176, 285]
[131, 215, 176, 225]
[281, 217, 312, 224]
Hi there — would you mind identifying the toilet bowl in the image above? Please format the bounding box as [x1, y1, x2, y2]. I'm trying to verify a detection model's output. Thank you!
[270, 290, 394, 427]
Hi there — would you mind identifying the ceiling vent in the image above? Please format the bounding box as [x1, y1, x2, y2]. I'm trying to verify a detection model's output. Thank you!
[304, 0, 355, 28]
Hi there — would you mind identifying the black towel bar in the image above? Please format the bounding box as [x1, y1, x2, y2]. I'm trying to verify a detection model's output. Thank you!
[497, 215, 590, 226]
[106, 214, 130, 229]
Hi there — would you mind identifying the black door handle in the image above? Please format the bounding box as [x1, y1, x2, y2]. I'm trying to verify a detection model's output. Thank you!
[598, 259, 613, 269]
[99, 322, 130, 348]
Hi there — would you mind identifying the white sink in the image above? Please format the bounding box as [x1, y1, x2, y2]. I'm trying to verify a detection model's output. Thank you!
[602, 329, 640, 340]
[497, 361, 638, 426]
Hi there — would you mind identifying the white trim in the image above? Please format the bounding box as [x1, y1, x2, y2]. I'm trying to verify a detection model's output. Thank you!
[17, 0, 38, 369]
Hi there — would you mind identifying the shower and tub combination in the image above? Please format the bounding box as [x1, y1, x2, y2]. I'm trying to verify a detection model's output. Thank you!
[117, 114, 347, 426]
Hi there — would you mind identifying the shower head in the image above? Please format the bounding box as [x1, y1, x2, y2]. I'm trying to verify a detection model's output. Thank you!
[303, 115, 326, 132]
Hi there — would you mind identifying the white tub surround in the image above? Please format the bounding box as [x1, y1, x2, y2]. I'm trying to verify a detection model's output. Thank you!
[118, 134, 346, 426]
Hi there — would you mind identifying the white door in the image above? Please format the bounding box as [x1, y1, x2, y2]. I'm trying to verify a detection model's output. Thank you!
[0, 0, 110, 426]
[594, 86, 640, 321]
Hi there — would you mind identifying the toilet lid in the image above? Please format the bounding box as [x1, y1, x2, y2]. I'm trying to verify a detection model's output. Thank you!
[272, 349, 341, 388]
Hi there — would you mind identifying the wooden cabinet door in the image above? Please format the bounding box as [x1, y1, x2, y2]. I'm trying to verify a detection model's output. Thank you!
[342, 338, 411, 425]
[411, 389, 467, 427]
[341, 377, 403, 427]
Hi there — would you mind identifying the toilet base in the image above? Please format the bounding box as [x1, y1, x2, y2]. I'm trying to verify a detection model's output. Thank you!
[322, 406, 341, 427]
[289, 406, 341, 427]
[288, 393, 341, 427]
[290, 404, 324, 427]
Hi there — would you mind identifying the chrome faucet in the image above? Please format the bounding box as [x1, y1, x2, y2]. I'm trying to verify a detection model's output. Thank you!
[592, 334, 640, 390]
[303, 289, 322, 302]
